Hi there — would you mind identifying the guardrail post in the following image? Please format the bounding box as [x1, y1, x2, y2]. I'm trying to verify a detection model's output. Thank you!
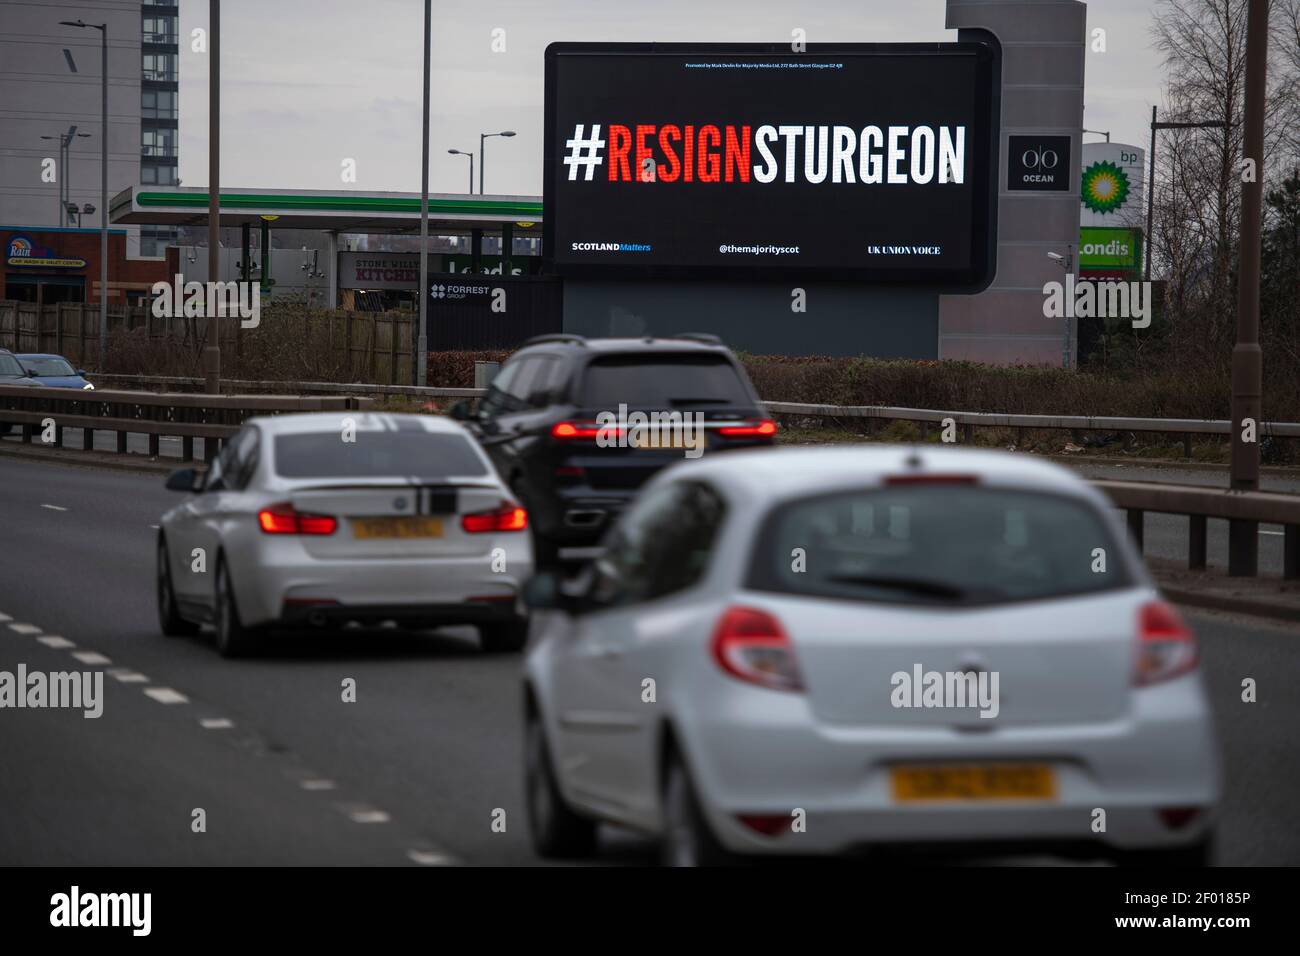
[81, 428, 93, 452]
[1285, 525, 1299, 580]
[1126, 509, 1144, 551]
[1188, 515, 1207, 570]
[116, 430, 127, 454]
[53, 423, 63, 448]
[1228, 519, 1259, 577]
[1183, 434, 1193, 459]
[148, 434, 159, 457]
[204, 438, 219, 463]
[181, 436, 193, 461]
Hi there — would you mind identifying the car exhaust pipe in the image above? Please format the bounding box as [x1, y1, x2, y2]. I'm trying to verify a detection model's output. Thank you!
[564, 509, 606, 528]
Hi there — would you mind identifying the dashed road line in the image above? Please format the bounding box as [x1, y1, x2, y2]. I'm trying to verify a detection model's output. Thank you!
[340, 805, 391, 824]
[40, 504, 68, 512]
[200, 718, 234, 730]
[299, 779, 337, 792]
[8, 623, 42, 635]
[107, 669, 149, 683]
[407, 848, 457, 866]
[71, 651, 111, 666]
[37, 635, 75, 648]
[0, 613, 11, 622]
[143, 687, 189, 705]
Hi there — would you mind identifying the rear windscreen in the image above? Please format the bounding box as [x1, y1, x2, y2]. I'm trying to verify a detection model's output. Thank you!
[748, 485, 1130, 607]
[580, 355, 753, 408]
[274, 432, 488, 479]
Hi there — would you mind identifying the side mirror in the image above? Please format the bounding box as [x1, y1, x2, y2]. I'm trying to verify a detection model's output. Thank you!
[449, 400, 474, 422]
[165, 467, 201, 492]
[75, 369, 88, 377]
[24, 369, 37, 377]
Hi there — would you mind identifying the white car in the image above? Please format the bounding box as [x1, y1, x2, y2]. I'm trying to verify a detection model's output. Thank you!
[157, 412, 532, 657]
[522, 445, 1220, 865]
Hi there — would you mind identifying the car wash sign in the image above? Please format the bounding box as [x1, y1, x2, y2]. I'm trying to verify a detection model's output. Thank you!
[6, 235, 86, 269]
[544, 42, 999, 287]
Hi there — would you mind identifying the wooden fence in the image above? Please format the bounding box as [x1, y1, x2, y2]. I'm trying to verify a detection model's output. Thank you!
[0, 301, 414, 385]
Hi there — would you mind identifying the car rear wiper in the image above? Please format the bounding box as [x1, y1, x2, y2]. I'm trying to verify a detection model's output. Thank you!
[823, 574, 971, 600]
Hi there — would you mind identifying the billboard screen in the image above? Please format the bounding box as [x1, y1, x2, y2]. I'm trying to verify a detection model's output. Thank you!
[544, 42, 998, 287]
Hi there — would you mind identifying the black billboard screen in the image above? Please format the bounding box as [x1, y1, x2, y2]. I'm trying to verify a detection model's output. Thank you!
[544, 43, 999, 286]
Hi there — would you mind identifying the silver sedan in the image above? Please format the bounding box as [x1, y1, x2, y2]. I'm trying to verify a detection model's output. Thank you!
[157, 412, 533, 656]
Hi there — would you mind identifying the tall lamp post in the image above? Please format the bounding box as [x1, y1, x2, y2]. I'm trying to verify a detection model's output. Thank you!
[448, 150, 474, 194]
[1229, 0, 1269, 575]
[41, 127, 89, 226]
[59, 20, 108, 364]
[1143, 107, 1226, 281]
[417, 0, 431, 387]
[478, 130, 515, 194]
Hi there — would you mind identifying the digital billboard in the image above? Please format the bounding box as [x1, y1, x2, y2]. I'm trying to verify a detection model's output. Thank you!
[544, 42, 999, 287]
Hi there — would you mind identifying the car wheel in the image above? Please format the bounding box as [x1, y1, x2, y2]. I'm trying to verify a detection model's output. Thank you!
[479, 618, 528, 654]
[1118, 832, 1215, 867]
[524, 707, 597, 859]
[156, 537, 199, 637]
[661, 750, 735, 867]
[213, 558, 257, 658]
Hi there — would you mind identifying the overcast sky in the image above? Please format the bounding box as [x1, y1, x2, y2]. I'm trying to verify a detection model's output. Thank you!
[178, 0, 1162, 196]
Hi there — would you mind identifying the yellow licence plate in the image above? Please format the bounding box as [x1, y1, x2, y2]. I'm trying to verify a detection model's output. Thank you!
[631, 430, 692, 450]
[351, 516, 443, 539]
[891, 764, 1056, 802]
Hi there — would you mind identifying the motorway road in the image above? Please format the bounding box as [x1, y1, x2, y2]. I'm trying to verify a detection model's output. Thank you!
[1, 455, 1297, 866]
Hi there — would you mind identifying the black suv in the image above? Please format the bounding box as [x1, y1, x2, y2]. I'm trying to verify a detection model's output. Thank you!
[454, 334, 775, 566]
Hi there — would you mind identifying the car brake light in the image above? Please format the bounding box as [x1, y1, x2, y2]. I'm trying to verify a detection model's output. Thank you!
[1135, 601, 1198, 685]
[1157, 807, 1201, 830]
[461, 501, 528, 533]
[551, 421, 623, 441]
[257, 502, 337, 535]
[711, 606, 803, 692]
[884, 474, 979, 485]
[736, 814, 790, 836]
[717, 419, 778, 438]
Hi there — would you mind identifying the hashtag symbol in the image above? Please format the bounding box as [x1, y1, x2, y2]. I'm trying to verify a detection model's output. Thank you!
[563, 124, 605, 181]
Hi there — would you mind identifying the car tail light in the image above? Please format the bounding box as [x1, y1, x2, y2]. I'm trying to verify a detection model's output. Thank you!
[257, 502, 337, 535]
[736, 814, 790, 836]
[711, 606, 803, 692]
[551, 421, 622, 441]
[1157, 807, 1201, 830]
[461, 501, 528, 533]
[717, 419, 778, 438]
[884, 474, 979, 485]
[1135, 601, 1198, 685]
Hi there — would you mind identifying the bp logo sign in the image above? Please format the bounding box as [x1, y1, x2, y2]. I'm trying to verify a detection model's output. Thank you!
[1081, 160, 1130, 214]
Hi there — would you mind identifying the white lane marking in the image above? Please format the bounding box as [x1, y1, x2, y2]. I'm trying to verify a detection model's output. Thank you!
[40, 504, 68, 512]
[342, 806, 391, 824]
[144, 687, 189, 705]
[38, 635, 75, 648]
[0, 613, 11, 622]
[71, 651, 111, 666]
[300, 779, 337, 792]
[149, 524, 160, 530]
[199, 718, 233, 729]
[407, 848, 456, 866]
[8, 623, 42, 634]
[108, 669, 149, 683]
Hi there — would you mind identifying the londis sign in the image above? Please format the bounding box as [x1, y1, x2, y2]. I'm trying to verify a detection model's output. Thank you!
[544, 42, 999, 287]
[6, 235, 87, 269]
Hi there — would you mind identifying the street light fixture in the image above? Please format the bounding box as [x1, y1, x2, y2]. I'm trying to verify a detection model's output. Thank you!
[1143, 106, 1227, 280]
[1083, 128, 1111, 143]
[41, 127, 89, 226]
[59, 18, 109, 365]
[448, 149, 474, 194]
[478, 130, 516, 194]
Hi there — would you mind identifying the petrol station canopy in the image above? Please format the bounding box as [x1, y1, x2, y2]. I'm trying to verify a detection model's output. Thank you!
[109, 186, 543, 234]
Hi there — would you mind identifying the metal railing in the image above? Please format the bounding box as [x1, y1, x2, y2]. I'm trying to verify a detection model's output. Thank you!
[0, 384, 372, 461]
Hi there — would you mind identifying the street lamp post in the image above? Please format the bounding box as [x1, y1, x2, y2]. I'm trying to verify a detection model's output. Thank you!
[40, 128, 87, 226]
[59, 20, 108, 364]
[417, 0, 431, 387]
[478, 130, 515, 194]
[448, 150, 474, 194]
[1229, 0, 1269, 576]
[1143, 106, 1227, 281]
[1082, 129, 1111, 143]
